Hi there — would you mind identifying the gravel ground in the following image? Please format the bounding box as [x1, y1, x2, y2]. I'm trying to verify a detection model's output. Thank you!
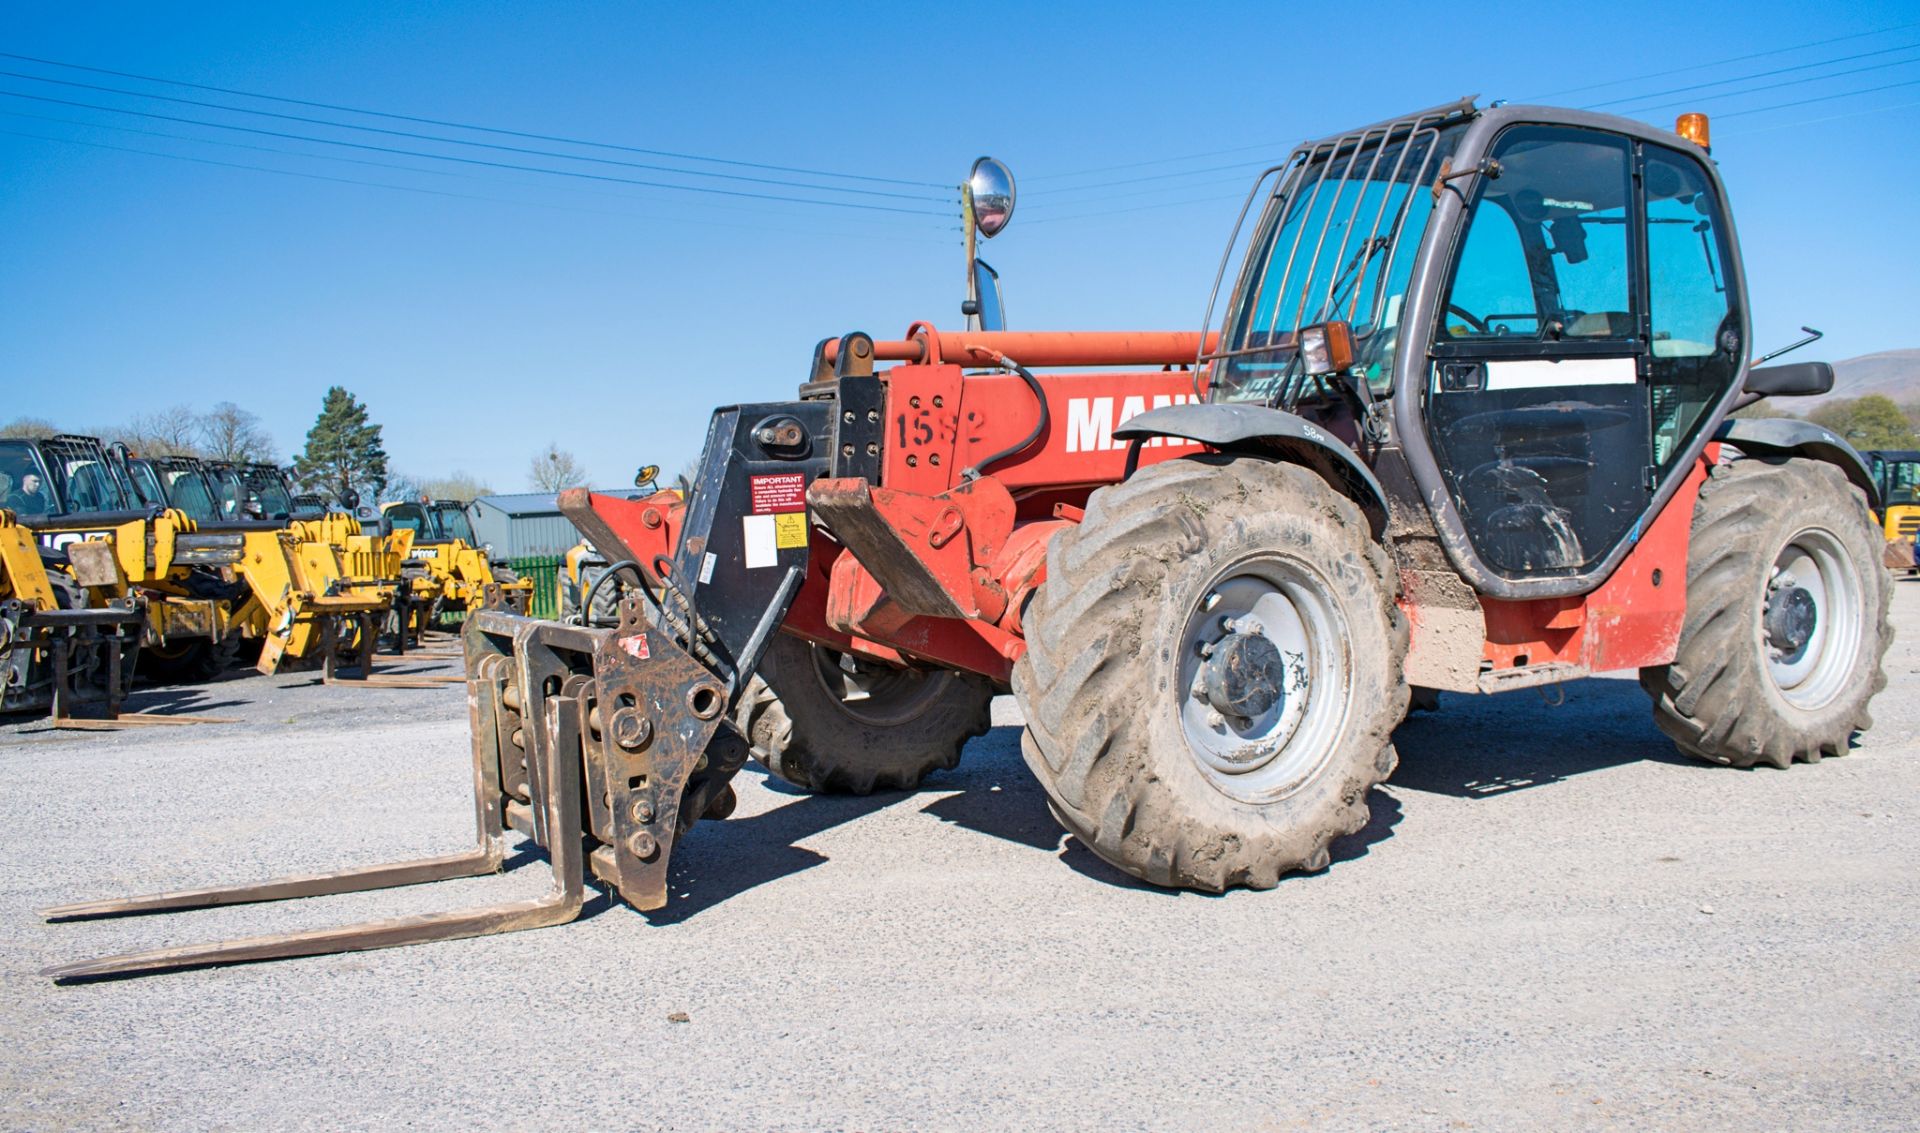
[2, 586, 1916, 1132]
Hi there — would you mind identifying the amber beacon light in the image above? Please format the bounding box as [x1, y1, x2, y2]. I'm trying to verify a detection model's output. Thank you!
[1675, 112, 1711, 151]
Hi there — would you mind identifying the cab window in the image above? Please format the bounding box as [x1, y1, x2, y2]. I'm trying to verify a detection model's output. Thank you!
[387, 503, 429, 535]
[432, 505, 475, 544]
[164, 469, 220, 523]
[1441, 127, 1634, 343]
[0, 441, 55, 514]
[1645, 145, 1739, 469]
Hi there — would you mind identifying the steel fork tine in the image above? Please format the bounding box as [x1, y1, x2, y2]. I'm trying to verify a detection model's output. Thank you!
[38, 648, 594, 981]
[40, 848, 502, 921]
[42, 876, 581, 982]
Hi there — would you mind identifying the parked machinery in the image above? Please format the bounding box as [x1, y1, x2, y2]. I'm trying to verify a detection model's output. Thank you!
[12, 436, 245, 682]
[383, 498, 533, 620]
[45, 102, 1892, 978]
[117, 452, 415, 680]
[0, 506, 143, 722]
[1865, 450, 1919, 573]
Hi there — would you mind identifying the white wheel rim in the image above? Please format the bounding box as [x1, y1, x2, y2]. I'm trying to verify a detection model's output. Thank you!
[1761, 527, 1863, 710]
[1174, 554, 1352, 803]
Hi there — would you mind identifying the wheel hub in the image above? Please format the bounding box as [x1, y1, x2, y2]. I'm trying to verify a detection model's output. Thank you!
[1176, 560, 1348, 800]
[1764, 584, 1817, 655]
[1201, 620, 1287, 720]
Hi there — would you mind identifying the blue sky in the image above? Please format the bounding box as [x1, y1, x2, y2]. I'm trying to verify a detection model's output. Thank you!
[3, 1, 1917, 490]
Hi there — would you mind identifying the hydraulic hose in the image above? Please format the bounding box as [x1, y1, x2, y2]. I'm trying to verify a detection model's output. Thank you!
[580, 558, 645, 625]
[961, 352, 1049, 481]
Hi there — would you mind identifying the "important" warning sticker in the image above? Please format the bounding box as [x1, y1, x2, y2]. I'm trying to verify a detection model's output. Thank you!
[749, 473, 806, 514]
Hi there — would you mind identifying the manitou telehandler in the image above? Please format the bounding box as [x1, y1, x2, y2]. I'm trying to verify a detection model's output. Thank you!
[45, 100, 1892, 979]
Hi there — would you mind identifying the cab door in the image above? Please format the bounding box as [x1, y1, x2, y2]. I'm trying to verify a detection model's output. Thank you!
[1423, 126, 1650, 578]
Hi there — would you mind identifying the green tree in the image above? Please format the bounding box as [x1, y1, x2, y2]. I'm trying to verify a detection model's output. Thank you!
[292, 387, 388, 501]
[1808, 395, 1920, 451]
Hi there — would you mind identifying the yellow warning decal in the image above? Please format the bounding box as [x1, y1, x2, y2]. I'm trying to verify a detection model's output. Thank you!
[773, 511, 808, 549]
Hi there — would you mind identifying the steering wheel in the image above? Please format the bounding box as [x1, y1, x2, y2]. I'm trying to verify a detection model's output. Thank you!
[1446, 304, 1489, 333]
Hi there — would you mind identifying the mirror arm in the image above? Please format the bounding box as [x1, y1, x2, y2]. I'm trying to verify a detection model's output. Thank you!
[1754, 325, 1823, 366]
[1432, 157, 1502, 203]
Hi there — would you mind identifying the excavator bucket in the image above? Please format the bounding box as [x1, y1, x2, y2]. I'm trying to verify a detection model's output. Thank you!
[41, 599, 736, 980]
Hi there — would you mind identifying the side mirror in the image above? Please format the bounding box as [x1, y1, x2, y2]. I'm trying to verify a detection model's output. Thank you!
[967, 158, 1016, 238]
[1743, 361, 1835, 398]
[340, 488, 361, 509]
[968, 259, 1006, 332]
[634, 464, 659, 489]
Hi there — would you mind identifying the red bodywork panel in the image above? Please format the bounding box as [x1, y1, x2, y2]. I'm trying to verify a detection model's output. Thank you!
[1476, 450, 1711, 676]
[582, 326, 1712, 691]
[568, 491, 685, 585]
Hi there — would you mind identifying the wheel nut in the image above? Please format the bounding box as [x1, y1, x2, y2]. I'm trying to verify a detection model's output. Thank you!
[627, 831, 658, 859]
[609, 708, 652, 751]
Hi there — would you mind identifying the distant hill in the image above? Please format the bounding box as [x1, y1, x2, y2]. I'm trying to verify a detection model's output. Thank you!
[1811, 349, 1920, 407]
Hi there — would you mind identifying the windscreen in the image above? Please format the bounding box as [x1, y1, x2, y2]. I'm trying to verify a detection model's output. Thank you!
[211, 469, 245, 520]
[386, 503, 429, 535]
[0, 440, 56, 515]
[160, 465, 221, 523]
[38, 437, 133, 515]
[127, 461, 167, 509]
[1209, 119, 1464, 406]
[1885, 460, 1920, 508]
[241, 466, 296, 520]
[432, 503, 475, 544]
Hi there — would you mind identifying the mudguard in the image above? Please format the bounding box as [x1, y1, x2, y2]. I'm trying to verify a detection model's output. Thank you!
[1715, 418, 1880, 510]
[1113, 403, 1389, 537]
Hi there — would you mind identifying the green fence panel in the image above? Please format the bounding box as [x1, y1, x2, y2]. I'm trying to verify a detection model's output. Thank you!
[512, 555, 564, 619]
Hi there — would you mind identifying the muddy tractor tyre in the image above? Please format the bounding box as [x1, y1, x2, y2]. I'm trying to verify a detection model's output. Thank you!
[1014, 456, 1409, 891]
[1642, 456, 1890, 768]
[734, 632, 994, 794]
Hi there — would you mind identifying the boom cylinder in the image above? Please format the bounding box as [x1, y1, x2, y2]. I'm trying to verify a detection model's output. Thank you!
[824, 329, 1217, 369]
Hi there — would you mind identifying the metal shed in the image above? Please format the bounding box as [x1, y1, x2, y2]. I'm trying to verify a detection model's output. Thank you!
[468, 489, 650, 559]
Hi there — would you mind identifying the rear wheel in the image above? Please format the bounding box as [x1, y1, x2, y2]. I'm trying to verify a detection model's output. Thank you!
[1642, 457, 1890, 767]
[734, 632, 994, 794]
[1015, 457, 1408, 891]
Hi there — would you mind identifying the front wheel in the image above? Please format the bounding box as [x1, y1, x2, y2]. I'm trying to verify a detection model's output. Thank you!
[734, 633, 994, 794]
[1642, 457, 1891, 767]
[1014, 457, 1408, 891]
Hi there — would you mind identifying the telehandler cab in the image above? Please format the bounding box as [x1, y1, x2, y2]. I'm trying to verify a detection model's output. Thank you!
[45, 100, 1891, 979]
